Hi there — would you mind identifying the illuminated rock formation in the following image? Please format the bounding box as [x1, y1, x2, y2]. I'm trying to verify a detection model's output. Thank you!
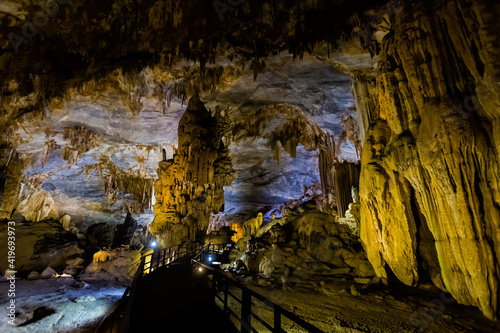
[151, 96, 235, 247]
[85, 155, 154, 213]
[0, 149, 23, 220]
[359, 0, 500, 319]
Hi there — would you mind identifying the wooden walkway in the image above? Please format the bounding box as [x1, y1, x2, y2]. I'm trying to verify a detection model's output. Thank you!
[129, 260, 235, 332]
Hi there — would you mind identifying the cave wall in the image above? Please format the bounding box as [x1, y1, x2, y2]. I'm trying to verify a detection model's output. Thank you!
[358, 0, 500, 319]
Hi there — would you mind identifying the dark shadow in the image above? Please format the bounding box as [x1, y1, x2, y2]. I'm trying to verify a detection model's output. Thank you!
[18, 306, 56, 326]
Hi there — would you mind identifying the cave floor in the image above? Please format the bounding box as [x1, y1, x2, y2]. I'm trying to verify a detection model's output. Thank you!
[0, 277, 126, 332]
[1, 273, 499, 332]
[234, 276, 500, 333]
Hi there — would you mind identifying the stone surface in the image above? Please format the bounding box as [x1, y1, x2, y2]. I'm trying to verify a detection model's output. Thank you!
[83, 248, 141, 284]
[0, 219, 84, 274]
[358, 0, 500, 319]
[150, 96, 235, 247]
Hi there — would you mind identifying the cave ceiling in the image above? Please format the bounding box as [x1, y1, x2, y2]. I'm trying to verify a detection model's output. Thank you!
[0, 0, 385, 227]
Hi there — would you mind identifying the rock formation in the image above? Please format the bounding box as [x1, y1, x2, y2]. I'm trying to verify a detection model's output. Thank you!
[112, 212, 138, 248]
[0, 149, 23, 220]
[358, 0, 500, 319]
[150, 96, 235, 247]
[0, 219, 84, 274]
[0, 0, 498, 323]
[225, 201, 375, 281]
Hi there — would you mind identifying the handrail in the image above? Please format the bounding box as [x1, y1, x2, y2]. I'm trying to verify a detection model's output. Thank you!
[191, 260, 324, 333]
[142, 243, 204, 275]
[119, 258, 145, 332]
[94, 255, 144, 333]
[193, 243, 231, 262]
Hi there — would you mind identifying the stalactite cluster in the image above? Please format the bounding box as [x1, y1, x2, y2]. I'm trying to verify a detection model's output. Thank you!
[150, 96, 235, 247]
[333, 162, 360, 218]
[85, 155, 154, 213]
[318, 134, 338, 213]
[62, 126, 99, 165]
[233, 103, 362, 216]
[41, 130, 58, 168]
[0, 0, 381, 121]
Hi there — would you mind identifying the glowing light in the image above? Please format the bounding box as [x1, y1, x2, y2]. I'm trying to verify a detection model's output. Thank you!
[150, 240, 157, 248]
[208, 256, 213, 262]
[198, 267, 203, 272]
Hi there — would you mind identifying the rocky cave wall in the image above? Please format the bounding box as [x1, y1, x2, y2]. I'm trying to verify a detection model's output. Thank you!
[357, 0, 500, 319]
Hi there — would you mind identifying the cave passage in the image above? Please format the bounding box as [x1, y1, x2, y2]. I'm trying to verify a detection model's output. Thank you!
[1, 0, 500, 332]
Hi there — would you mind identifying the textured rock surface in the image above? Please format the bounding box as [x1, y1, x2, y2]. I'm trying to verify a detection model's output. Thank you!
[358, 0, 500, 319]
[150, 96, 235, 246]
[0, 53, 360, 233]
[227, 201, 374, 280]
[0, 219, 84, 274]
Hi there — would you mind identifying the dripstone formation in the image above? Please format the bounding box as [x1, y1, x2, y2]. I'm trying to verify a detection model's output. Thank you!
[150, 96, 235, 247]
[358, 0, 500, 319]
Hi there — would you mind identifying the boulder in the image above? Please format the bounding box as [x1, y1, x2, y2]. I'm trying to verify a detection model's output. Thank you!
[41, 267, 57, 277]
[0, 219, 84, 275]
[86, 222, 113, 248]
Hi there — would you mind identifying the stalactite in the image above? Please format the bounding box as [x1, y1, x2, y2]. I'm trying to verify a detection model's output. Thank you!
[318, 134, 337, 213]
[62, 126, 99, 164]
[0, 150, 23, 220]
[337, 114, 362, 158]
[359, 0, 500, 319]
[333, 162, 360, 218]
[41, 139, 57, 168]
[85, 155, 154, 213]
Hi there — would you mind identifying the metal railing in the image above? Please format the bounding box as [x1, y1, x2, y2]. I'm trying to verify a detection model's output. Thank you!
[95, 243, 205, 333]
[142, 243, 204, 275]
[97, 243, 323, 333]
[193, 243, 232, 262]
[191, 260, 324, 333]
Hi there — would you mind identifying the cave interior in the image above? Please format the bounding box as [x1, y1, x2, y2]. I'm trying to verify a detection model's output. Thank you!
[0, 0, 500, 332]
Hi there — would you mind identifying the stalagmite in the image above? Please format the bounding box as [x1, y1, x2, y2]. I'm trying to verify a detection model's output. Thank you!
[150, 96, 235, 247]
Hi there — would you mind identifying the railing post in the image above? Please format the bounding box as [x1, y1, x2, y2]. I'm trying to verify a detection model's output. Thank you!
[274, 307, 281, 333]
[211, 273, 217, 304]
[223, 280, 229, 315]
[149, 254, 152, 274]
[241, 288, 252, 333]
[162, 249, 166, 267]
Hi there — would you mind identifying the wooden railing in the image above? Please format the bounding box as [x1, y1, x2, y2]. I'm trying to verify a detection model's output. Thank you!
[191, 260, 324, 333]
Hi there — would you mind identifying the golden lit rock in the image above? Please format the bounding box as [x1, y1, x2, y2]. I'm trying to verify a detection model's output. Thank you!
[151, 96, 235, 247]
